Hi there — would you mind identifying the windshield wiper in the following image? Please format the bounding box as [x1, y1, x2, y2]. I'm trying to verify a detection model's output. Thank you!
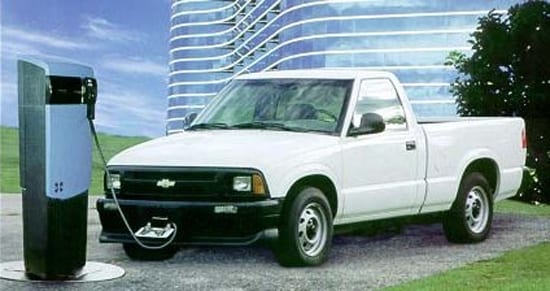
[232, 121, 306, 132]
[187, 122, 230, 130]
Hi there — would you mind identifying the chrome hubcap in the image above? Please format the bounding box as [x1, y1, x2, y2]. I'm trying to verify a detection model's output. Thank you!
[298, 202, 327, 257]
[465, 186, 489, 233]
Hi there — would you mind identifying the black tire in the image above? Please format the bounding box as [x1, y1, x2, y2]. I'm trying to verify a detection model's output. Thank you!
[275, 187, 333, 267]
[443, 172, 493, 243]
[123, 243, 179, 261]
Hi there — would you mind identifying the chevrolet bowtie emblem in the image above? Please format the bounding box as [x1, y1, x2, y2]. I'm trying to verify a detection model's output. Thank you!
[156, 179, 176, 189]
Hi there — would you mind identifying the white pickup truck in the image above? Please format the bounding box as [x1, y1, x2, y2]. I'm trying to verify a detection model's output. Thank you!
[97, 70, 526, 266]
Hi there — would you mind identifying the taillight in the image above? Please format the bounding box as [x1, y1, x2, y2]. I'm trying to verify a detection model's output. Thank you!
[521, 128, 527, 149]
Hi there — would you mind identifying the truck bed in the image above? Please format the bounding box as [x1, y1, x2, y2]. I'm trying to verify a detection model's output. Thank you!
[417, 117, 525, 213]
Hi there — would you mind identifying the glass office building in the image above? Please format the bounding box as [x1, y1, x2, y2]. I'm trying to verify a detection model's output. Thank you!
[168, 0, 519, 134]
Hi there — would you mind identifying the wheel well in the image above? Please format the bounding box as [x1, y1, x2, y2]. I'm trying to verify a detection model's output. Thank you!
[463, 159, 499, 195]
[285, 175, 338, 217]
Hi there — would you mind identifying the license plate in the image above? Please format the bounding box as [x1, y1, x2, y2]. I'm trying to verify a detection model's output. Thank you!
[214, 205, 238, 214]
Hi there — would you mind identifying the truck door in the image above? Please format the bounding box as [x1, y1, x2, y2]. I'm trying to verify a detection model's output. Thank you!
[341, 78, 420, 221]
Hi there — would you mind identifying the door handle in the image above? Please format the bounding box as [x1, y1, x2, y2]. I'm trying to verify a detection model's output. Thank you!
[406, 140, 416, 151]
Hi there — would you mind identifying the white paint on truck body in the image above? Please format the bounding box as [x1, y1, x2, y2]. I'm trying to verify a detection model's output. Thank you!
[109, 69, 526, 226]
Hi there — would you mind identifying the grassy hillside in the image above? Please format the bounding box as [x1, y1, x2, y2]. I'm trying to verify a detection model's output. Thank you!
[0, 126, 149, 195]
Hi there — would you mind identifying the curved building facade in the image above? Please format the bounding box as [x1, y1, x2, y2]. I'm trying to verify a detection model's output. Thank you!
[168, 0, 519, 134]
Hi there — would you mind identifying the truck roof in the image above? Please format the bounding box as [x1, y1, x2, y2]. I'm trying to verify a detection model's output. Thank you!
[236, 69, 396, 80]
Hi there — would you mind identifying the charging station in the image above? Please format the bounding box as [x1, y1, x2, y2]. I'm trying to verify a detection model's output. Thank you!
[0, 58, 125, 283]
[17, 58, 95, 279]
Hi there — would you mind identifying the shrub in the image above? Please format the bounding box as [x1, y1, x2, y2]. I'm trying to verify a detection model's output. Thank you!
[446, 1, 550, 203]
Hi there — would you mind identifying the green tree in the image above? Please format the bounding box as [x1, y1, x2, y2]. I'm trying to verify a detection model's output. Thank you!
[446, 1, 550, 203]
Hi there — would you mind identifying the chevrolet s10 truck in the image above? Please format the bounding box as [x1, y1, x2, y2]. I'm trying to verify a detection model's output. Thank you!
[97, 70, 526, 266]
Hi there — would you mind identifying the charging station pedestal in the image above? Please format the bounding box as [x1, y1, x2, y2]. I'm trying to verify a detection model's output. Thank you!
[17, 58, 95, 280]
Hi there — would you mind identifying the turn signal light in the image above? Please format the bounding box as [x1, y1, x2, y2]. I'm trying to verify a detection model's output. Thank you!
[252, 174, 266, 195]
[521, 128, 527, 149]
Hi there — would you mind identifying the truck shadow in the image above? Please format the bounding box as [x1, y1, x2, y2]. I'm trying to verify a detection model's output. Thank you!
[119, 213, 526, 267]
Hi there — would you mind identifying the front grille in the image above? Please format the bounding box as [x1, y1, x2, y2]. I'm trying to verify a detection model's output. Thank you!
[119, 168, 225, 200]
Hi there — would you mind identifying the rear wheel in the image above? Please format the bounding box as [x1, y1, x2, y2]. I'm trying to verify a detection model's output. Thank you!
[123, 243, 179, 261]
[443, 172, 493, 243]
[275, 187, 333, 266]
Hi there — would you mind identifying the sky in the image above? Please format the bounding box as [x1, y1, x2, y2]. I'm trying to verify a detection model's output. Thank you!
[1, 0, 171, 137]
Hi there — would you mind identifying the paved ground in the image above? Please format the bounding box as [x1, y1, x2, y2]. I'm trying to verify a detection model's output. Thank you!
[1, 194, 549, 290]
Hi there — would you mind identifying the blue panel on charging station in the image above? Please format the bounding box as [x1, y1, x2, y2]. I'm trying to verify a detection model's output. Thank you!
[45, 105, 92, 199]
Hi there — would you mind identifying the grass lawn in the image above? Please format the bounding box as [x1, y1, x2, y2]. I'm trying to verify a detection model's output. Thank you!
[0, 126, 149, 195]
[387, 199, 550, 291]
[386, 242, 550, 291]
[495, 199, 550, 217]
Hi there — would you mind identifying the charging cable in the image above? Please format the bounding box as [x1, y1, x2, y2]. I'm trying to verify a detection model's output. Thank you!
[88, 119, 178, 250]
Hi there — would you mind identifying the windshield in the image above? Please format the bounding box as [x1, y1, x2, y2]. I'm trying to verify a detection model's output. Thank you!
[191, 79, 353, 134]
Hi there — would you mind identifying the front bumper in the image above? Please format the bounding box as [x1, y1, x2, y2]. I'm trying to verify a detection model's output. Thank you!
[96, 198, 282, 246]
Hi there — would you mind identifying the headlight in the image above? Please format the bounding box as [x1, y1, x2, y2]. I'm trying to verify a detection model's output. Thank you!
[106, 173, 121, 190]
[232, 174, 266, 195]
[233, 176, 251, 192]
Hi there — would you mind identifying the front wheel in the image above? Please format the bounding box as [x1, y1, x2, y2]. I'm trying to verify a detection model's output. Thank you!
[275, 187, 333, 266]
[443, 172, 493, 243]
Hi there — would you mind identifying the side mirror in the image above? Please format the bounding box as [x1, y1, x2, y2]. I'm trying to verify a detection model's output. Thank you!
[349, 113, 385, 136]
[184, 112, 198, 128]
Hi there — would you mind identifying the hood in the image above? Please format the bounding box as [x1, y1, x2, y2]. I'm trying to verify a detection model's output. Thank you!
[108, 130, 340, 170]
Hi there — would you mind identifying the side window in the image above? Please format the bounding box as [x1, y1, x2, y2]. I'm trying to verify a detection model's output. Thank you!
[352, 79, 407, 131]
